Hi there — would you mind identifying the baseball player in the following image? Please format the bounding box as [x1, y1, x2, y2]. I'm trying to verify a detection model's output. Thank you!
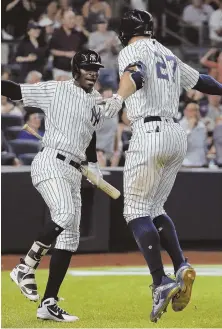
[1, 50, 105, 322]
[103, 10, 222, 323]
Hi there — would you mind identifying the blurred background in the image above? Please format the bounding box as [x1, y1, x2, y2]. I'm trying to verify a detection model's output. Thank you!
[1, 0, 222, 255]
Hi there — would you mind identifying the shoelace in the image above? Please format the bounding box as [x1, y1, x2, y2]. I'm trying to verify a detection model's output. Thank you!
[53, 298, 68, 315]
[149, 284, 159, 302]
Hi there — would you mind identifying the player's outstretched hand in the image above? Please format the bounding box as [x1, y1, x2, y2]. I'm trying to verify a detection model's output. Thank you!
[87, 162, 103, 185]
[104, 94, 124, 118]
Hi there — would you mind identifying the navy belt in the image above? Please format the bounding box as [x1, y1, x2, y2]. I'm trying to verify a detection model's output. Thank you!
[40, 148, 80, 169]
[144, 116, 178, 123]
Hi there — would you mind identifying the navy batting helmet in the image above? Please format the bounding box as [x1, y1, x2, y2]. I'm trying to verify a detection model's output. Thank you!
[118, 10, 154, 47]
[71, 49, 104, 78]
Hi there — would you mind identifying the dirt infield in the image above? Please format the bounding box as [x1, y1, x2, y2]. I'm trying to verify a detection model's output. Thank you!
[1, 251, 222, 271]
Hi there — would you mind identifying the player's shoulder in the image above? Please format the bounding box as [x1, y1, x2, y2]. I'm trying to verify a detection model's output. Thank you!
[119, 39, 148, 62]
[155, 40, 173, 55]
[28, 80, 58, 89]
[119, 39, 146, 55]
[92, 89, 101, 98]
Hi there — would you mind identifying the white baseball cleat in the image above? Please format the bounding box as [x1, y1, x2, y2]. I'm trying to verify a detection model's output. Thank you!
[37, 297, 79, 322]
[10, 261, 39, 302]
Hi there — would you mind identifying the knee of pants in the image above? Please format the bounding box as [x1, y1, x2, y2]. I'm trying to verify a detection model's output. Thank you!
[124, 200, 152, 224]
[55, 230, 80, 252]
[150, 204, 166, 220]
[51, 212, 75, 230]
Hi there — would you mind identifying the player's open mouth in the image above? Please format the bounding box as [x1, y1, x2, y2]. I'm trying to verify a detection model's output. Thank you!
[86, 78, 96, 83]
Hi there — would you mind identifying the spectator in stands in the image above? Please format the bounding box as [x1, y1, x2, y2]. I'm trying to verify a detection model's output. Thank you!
[50, 10, 85, 80]
[1, 96, 23, 117]
[209, 0, 222, 46]
[200, 48, 222, 81]
[180, 103, 208, 167]
[82, 0, 112, 32]
[1, 131, 21, 166]
[17, 112, 44, 141]
[213, 115, 222, 166]
[39, 1, 60, 29]
[88, 18, 120, 90]
[130, 0, 147, 10]
[56, 0, 74, 23]
[38, 18, 55, 44]
[2, 0, 36, 39]
[182, 0, 214, 43]
[206, 95, 222, 120]
[25, 71, 42, 84]
[206, 0, 221, 10]
[1, 67, 11, 81]
[183, 0, 213, 26]
[96, 88, 121, 166]
[15, 22, 48, 82]
[75, 14, 90, 40]
[58, 0, 73, 11]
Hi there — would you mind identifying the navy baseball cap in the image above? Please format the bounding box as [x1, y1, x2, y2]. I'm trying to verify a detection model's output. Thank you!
[27, 22, 41, 31]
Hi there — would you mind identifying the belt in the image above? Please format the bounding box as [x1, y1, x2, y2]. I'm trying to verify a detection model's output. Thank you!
[40, 148, 80, 169]
[144, 116, 178, 123]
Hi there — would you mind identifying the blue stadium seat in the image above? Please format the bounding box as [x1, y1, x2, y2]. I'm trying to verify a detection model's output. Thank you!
[8, 140, 40, 156]
[1, 114, 24, 131]
[5, 126, 23, 140]
[18, 153, 37, 165]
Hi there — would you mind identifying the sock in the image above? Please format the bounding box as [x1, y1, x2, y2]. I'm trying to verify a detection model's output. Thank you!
[24, 241, 50, 269]
[153, 214, 185, 273]
[43, 249, 73, 300]
[128, 216, 165, 286]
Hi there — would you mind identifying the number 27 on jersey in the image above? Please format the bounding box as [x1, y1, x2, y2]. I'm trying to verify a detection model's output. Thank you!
[154, 51, 177, 82]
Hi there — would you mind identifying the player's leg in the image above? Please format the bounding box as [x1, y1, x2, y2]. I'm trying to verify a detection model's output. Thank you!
[151, 159, 185, 273]
[150, 124, 196, 312]
[124, 129, 180, 322]
[10, 177, 76, 302]
[37, 176, 81, 322]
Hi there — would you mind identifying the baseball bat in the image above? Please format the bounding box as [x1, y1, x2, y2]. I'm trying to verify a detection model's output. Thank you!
[22, 124, 121, 199]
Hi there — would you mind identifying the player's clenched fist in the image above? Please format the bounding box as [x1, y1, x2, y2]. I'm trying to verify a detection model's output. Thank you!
[104, 94, 124, 118]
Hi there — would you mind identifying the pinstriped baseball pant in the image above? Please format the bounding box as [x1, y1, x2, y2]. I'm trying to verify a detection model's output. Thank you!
[31, 147, 82, 252]
[36, 177, 81, 252]
[123, 118, 187, 223]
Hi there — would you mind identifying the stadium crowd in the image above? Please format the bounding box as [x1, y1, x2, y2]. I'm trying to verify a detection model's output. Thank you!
[1, 0, 222, 168]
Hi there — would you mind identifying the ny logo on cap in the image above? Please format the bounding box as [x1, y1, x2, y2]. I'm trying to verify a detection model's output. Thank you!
[82, 54, 88, 62]
[90, 54, 97, 62]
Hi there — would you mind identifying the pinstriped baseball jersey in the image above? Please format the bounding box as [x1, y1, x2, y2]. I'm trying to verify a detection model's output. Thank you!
[21, 79, 103, 161]
[118, 39, 200, 122]
[118, 38, 198, 222]
[20, 79, 104, 251]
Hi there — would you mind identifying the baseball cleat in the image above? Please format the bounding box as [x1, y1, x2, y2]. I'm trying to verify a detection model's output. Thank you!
[172, 261, 196, 312]
[37, 297, 79, 322]
[150, 276, 180, 323]
[10, 259, 39, 302]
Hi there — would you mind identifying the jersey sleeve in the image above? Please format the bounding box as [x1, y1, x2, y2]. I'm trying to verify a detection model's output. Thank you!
[20, 81, 57, 113]
[118, 42, 148, 77]
[177, 58, 200, 91]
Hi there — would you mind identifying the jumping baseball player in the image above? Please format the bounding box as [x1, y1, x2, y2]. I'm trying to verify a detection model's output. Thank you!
[103, 10, 222, 323]
[1, 50, 105, 322]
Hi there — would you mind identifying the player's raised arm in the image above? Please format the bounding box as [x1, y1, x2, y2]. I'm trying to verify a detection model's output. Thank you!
[1, 79, 57, 113]
[104, 43, 147, 118]
[177, 59, 222, 95]
[1, 80, 22, 101]
[118, 61, 146, 100]
[192, 74, 222, 95]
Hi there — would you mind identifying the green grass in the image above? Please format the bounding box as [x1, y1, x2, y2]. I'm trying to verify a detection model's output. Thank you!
[2, 268, 222, 328]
